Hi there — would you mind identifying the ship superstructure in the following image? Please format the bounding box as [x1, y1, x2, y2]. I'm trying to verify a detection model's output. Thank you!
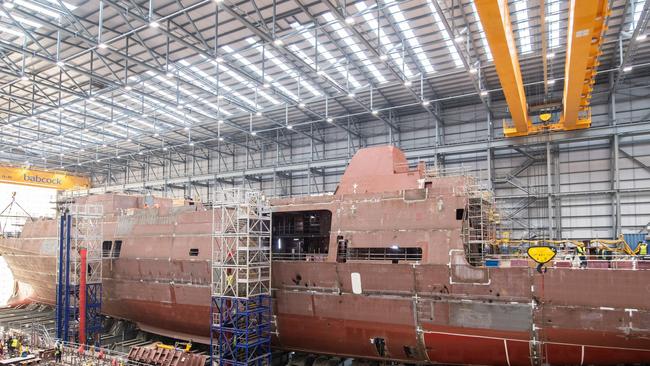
[1, 146, 649, 365]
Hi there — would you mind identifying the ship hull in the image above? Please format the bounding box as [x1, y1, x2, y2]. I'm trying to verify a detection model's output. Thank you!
[2, 249, 650, 365]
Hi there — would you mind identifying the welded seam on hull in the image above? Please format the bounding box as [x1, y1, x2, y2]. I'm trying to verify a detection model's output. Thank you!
[421, 329, 650, 352]
[503, 339, 511, 366]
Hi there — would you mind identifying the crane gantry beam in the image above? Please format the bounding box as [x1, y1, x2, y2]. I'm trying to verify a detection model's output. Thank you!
[474, 0, 531, 137]
[560, 0, 609, 130]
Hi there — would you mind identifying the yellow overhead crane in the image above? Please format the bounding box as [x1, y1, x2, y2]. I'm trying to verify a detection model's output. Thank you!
[475, 0, 609, 137]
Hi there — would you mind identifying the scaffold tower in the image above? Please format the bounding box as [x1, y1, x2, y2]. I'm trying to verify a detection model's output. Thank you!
[55, 204, 104, 345]
[211, 189, 272, 366]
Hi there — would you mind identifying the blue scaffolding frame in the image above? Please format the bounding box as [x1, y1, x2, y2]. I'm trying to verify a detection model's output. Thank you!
[211, 295, 272, 366]
[55, 208, 103, 345]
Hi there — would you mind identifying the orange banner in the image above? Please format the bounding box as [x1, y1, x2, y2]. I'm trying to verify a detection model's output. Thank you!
[0, 166, 90, 190]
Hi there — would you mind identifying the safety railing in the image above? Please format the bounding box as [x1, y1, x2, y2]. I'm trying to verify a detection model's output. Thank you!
[466, 253, 650, 270]
[272, 253, 328, 262]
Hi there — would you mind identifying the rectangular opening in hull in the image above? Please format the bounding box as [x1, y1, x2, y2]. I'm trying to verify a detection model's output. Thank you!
[272, 210, 332, 261]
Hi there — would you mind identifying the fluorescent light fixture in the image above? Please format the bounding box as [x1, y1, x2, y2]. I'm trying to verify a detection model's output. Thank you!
[546, 52, 555, 59]
[298, 102, 306, 108]
[513, 0, 532, 54]
[345, 16, 355, 25]
[98, 43, 108, 49]
[289, 26, 363, 88]
[371, 110, 378, 115]
[20, 74, 28, 81]
[88, 96, 96, 102]
[547, 1, 560, 48]
[286, 125, 293, 129]
[348, 92, 355, 98]
[547, 79, 555, 85]
[149, 21, 160, 28]
[184, 126, 190, 131]
[218, 136, 224, 141]
[189, 142, 194, 146]
[138, 151, 143, 155]
[326, 117, 333, 123]
[251, 131, 257, 136]
[404, 80, 412, 87]
[153, 133, 159, 137]
[263, 83, 271, 88]
[623, 65, 633, 72]
[56, 60, 65, 68]
[422, 100, 430, 106]
[322, 12, 387, 83]
[215, 56, 224, 63]
[470, 2, 493, 60]
[256, 111, 262, 116]
[469, 67, 477, 74]
[218, 119, 224, 124]
[124, 85, 132, 91]
[273, 39, 283, 46]
[427, 0, 463, 67]
[355, 2, 416, 77]
[383, 2, 435, 73]
[163, 146, 168, 151]
[480, 90, 488, 96]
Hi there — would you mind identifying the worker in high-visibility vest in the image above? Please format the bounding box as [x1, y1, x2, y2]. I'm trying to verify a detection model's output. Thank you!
[576, 245, 587, 268]
[638, 241, 648, 258]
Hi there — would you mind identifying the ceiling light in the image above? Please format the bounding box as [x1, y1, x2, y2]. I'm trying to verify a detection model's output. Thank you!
[273, 39, 283, 46]
[138, 151, 143, 155]
[184, 126, 190, 131]
[79, 149, 85, 152]
[326, 117, 333, 123]
[166, 71, 174, 78]
[124, 85, 132, 91]
[58, 107, 63, 112]
[469, 67, 477, 74]
[422, 100, 430, 106]
[480, 90, 488, 96]
[177, 104, 184, 109]
[263, 83, 271, 88]
[371, 110, 378, 115]
[56, 60, 65, 68]
[546, 52, 555, 59]
[623, 65, 633, 72]
[298, 102, 306, 108]
[217, 95, 224, 100]
[637, 34, 647, 41]
[141, 113, 148, 118]
[547, 79, 556, 85]
[116, 155, 121, 158]
[102, 143, 107, 147]
[149, 21, 160, 28]
[379, 54, 388, 61]
[84, 127, 89, 132]
[347, 92, 355, 98]
[127, 138, 132, 142]
[189, 142, 194, 146]
[153, 132, 159, 137]
[88, 96, 95, 102]
[286, 125, 293, 130]
[251, 131, 257, 136]
[20, 74, 28, 81]
[404, 80, 412, 87]
[215, 56, 224, 63]
[218, 119, 224, 124]
[345, 16, 355, 25]
[218, 136, 224, 141]
[255, 111, 262, 116]
[162, 146, 168, 151]
[98, 43, 107, 49]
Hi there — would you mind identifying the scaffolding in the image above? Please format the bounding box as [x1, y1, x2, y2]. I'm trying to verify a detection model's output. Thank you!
[55, 204, 104, 345]
[461, 181, 498, 266]
[211, 189, 272, 366]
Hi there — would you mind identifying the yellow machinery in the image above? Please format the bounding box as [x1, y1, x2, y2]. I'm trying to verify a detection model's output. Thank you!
[154, 340, 192, 352]
[475, 0, 609, 137]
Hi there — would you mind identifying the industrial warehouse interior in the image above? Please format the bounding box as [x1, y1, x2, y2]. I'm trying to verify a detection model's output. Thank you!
[0, 0, 650, 365]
